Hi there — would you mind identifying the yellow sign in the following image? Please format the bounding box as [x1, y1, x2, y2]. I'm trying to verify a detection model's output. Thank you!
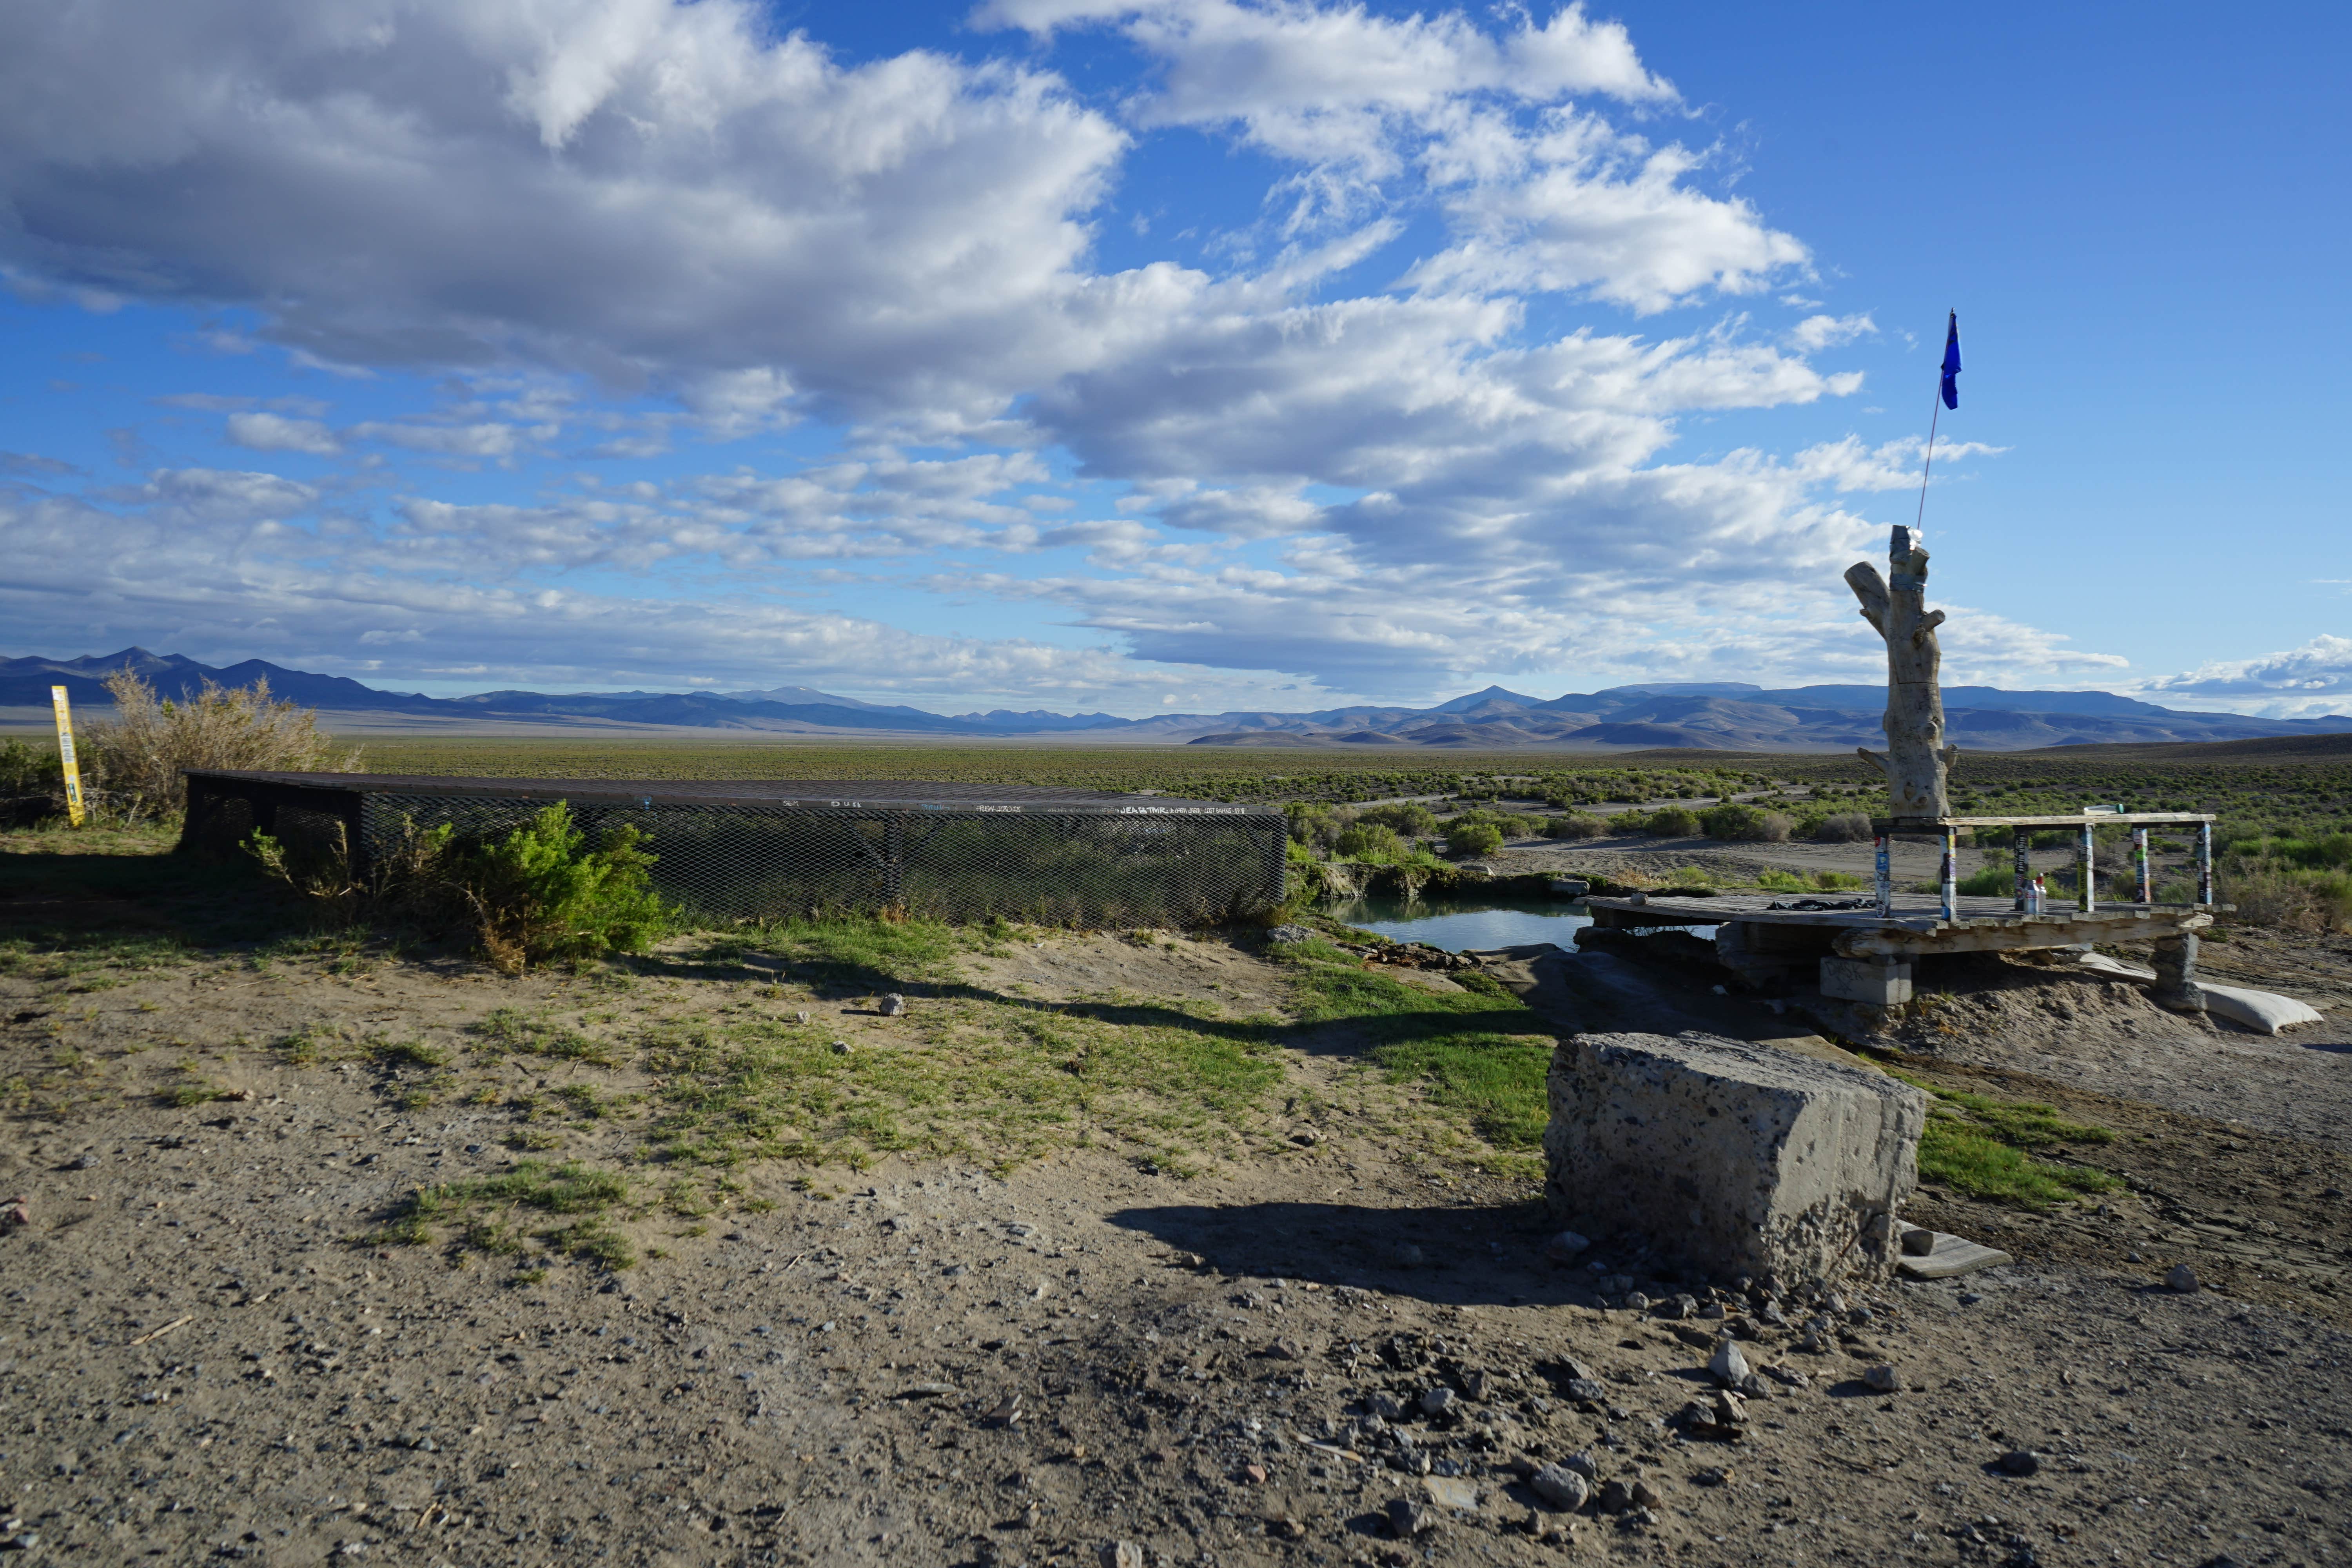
[50, 685, 85, 827]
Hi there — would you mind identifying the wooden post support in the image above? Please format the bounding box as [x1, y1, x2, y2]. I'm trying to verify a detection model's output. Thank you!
[1939, 827, 1958, 921]
[2151, 933, 2205, 1013]
[2133, 826, 2152, 904]
[2197, 822, 2214, 907]
[2078, 822, 2096, 914]
[1873, 832, 1893, 916]
[2012, 826, 2031, 913]
[1846, 526, 1957, 820]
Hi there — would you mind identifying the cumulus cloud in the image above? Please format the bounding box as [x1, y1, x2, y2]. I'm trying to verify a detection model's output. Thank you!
[0, 0, 1138, 428]
[2136, 636, 2352, 717]
[0, 0, 2071, 706]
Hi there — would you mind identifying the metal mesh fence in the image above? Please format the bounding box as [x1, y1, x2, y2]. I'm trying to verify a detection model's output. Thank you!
[183, 772, 1286, 926]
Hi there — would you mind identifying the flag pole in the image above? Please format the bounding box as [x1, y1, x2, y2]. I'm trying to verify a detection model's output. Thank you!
[1913, 387, 1942, 531]
[1913, 307, 1953, 531]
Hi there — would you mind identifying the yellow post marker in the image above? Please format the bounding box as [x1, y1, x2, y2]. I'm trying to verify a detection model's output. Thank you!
[50, 685, 86, 827]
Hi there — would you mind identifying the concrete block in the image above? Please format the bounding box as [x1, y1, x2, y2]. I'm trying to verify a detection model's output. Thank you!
[1820, 955, 1911, 1005]
[1544, 1031, 1929, 1288]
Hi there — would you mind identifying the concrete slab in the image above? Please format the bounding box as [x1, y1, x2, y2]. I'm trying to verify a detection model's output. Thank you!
[1545, 1031, 1929, 1289]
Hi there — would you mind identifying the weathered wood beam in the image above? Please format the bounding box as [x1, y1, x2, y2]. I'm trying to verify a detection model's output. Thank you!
[1834, 913, 2212, 959]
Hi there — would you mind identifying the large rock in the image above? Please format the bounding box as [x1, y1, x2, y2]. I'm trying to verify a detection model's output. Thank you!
[1545, 1032, 1928, 1287]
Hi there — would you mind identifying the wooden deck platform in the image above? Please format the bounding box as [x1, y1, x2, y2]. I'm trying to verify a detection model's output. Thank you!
[1583, 891, 2213, 958]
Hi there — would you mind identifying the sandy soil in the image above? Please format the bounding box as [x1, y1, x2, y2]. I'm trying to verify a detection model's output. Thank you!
[6, 915, 2352, 1564]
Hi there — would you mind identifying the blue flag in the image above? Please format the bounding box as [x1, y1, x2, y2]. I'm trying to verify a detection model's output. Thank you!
[1940, 310, 1962, 409]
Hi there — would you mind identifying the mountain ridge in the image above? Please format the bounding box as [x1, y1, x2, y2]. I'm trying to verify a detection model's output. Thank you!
[4, 648, 2347, 752]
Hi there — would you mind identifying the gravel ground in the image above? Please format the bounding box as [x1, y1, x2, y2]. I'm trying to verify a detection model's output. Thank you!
[7, 933, 2352, 1566]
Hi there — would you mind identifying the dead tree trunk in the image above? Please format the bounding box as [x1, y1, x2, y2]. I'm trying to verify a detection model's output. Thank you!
[1845, 525, 1957, 822]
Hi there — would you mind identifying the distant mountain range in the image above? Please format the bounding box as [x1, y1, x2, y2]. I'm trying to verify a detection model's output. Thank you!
[7, 649, 2350, 752]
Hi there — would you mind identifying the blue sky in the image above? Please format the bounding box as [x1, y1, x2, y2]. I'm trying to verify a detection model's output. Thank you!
[2, 0, 2345, 716]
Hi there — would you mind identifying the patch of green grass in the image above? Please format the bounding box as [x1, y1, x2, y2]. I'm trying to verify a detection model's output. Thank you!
[370, 1038, 451, 1069]
[1917, 1121, 2121, 1208]
[1281, 947, 1557, 1151]
[552, 1082, 609, 1120]
[162, 1082, 232, 1107]
[474, 1008, 621, 1066]
[644, 950, 1285, 1173]
[1893, 1071, 2122, 1208]
[376, 1160, 637, 1268]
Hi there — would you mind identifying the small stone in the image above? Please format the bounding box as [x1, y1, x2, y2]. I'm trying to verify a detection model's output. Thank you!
[831, 1040, 851, 1054]
[1267, 1337, 1307, 1362]
[1560, 1451, 1601, 1479]
[1563, 1378, 1606, 1403]
[1862, 1365, 1900, 1394]
[1900, 1227, 1936, 1257]
[1099, 1543, 1146, 1568]
[1735, 1372, 1770, 1398]
[1368, 1392, 1406, 1420]
[1385, 1497, 1434, 1537]
[1698, 1301, 1727, 1320]
[1710, 1391, 1748, 1428]
[1847, 1305, 1875, 1326]
[1630, 1479, 1663, 1509]
[1290, 1128, 1320, 1147]
[1707, 1341, 1751, 1387]
[71, 1154, 99, 1170]
[1596, 1479, 1633, 1513]
[1391, 1243, 1426, 1269]
[1757, 1300, 1788, 1327]
[794, 1011, 811, 1024]
[1266, 1516, 1307, 1541]
[1242, 1463, 1267, 1484]
[1996, 1449, 2041, 1477]
[1624, 1291, 1651, 1311]
[2166, 1264, 2200, 1294]
[879, 993, 906, 1016]
[1762, 1364, 1810, 1389]
[1691, 1466, 1730, 1488]
[1421, 1386, 1457, 1417]
[1653, 1295, 1691, 1321]
[1267, 925, 1315, 945]
[1529, 1464, 1590, 1510]
[1544, 1230, 1592, 1263]
[1020, 1503, 1042, 1529]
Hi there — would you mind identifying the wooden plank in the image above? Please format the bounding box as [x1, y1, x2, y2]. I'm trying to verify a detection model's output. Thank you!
[1835, 912, 2211, 958]
[1891, 812, 2214, 828]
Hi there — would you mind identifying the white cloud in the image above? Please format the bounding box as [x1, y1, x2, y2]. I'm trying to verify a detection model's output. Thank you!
[225, 412, 342, 455]
[0, 0, 2083, 707]
[0, 0, 1136, 428]
[1786, 312, 1875, 351]
[2136, 635, 2352, 717]
[1793, 435, 2008, 493]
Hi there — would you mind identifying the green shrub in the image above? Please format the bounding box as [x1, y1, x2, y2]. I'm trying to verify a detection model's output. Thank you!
[0, 738, 60, 796]
[1354, 802, 1437, 838]
[1956, 866, 2013, 897]
[450, 802, 676, 972]
[1543, 814, 1607, 840]
[1334, 823, 1405, 862]
[1698, 803, 1792, 843]
[1446, 821, 1505, 857]
[1285, 802, 1343, 849]
[1642, 807, 1701, 837]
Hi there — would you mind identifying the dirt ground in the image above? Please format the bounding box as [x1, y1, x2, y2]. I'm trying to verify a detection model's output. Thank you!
[6, 864, 2352, 1564]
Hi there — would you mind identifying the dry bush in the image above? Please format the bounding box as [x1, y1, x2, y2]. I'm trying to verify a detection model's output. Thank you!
[2221, 857, 2352, 933]
[1813, 811, 1875, 843]
[88, 670, 360, 820]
